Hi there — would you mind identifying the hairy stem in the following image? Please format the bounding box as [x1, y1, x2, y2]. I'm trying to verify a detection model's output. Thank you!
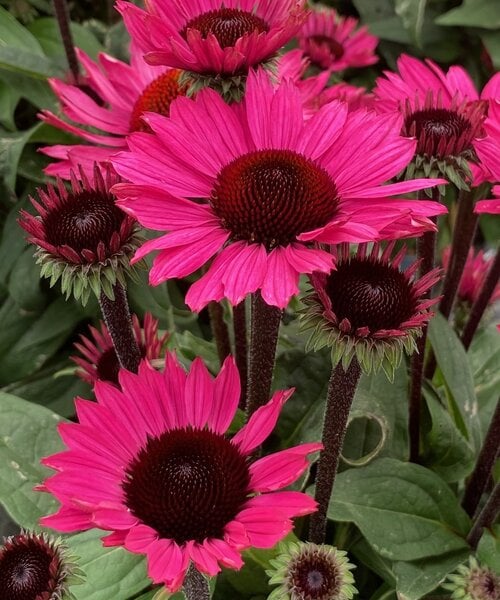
[462, 400, 500, 517]
[467, 481, 500, 549]
[246, 292, 282, 418]
[461, 250, 500, 350]
[309, 359, 362, 544]
[207, 301, 231, 365]
[98, 283, 141, 373]
[183, 564, 210, 600]
[53, 0, 80, 82]
[233, 301, 248, 409]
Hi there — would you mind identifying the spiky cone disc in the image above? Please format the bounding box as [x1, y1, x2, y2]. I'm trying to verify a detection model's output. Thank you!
[18, 166, 143, 306]
[399, 91, 487, 196]
[300, 243, 441, 380]
[0, 530, 84, 600]
[443, 557, 500, 600]
[266, 541, 357, 600]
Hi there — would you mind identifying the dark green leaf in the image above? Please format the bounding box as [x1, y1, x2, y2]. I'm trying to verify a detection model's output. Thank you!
[436, 0, 500, 29]
[28, 17, 103, 61]
[395, 0, 427, 46]
[477, 525, 500, 572]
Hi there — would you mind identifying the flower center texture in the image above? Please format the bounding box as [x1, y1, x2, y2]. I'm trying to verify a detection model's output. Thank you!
[211, 149, 339, 248]
[123, 427, 251, 544]
[44, 190, 126, 253]
[310, 35, 345, 60]
[326, 258, 417, 332]
[289, 551, 340, 600]
[181, 8, 269, 48]
[129, 70, 184, 133]
[0, 542, 55, 600]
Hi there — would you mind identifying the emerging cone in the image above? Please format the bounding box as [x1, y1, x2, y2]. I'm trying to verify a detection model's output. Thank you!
[39, 355, 321, 592]
[443, 557, 500, 600]
[0, 530, 83, 600]
[297, 5, 378, 72]
[72, 313, 168, 386]
[301, 243, 441, 378]
[40, 48, 186, 178]
[18, 167, 141, 305]
[267, 541, 357, 600]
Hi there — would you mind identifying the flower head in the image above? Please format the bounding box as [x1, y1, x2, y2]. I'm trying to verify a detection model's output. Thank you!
[297, 5, 378, 72]
[375, 55, 500, 190]
[444, 557, 500, 600]
[112, 69, 445, 312]
[39, 355, 321, 592]
[301, 243, 441, 378]
[267, 541, 357, 600]
[118, 0, 306, 99]
[19, 166, 141, 305]
[0, 530, 83, 600]
[40, 48, 186, 178]
[72, 313, 168, 386]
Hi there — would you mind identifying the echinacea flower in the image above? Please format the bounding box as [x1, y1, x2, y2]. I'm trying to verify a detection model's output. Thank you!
[266, 541, 357, 600]
[474, 102, 500, 214]
[111, 69, 446, 312]
[72, 313, 168, 386]
[18, 167, 141, 305]
[374, 54, 500, 189]
[301, 243, 441, 378]
[297, 5, 378, 72]
[117, 0, 306, 99]
[443, 557, 500, 600]
[39, 355, 321, 592]
[40, 48, 186, 178]
[0, 531, 83, 600]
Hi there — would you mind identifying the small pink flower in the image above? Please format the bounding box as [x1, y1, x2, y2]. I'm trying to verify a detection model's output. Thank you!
[297, 5, 378, 72]
[39, 355, 321, 592]
[111, 70, 446, 311]
[117, 0, 306, 76]
[72, 313, 168, 386]
[40, 48, 186, 178]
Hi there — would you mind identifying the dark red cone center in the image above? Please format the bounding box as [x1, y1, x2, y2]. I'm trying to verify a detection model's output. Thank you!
[290, 550, 340, 600]
[181, 8, 269, 48]
[326, 257, 418, 332]
[44, 190, 126, 253]
[310, 34, 345, 60]
[0, 539, 57, 600]
[211, 149, 339, 248]
[407, 108, 471, 141]
[129, 70, 185, 133]
[123, 427, 250, 544]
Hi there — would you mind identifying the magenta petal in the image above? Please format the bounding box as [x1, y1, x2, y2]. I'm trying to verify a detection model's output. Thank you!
[102, 530, 128, 547]
[203, 538, 244, 570]
[232, 389, 293, 454]
[475, 199, 500, 214]
[209, 356, 241, 434]
[244, 490, 318, 518]
[146, 538, 186, 589]
[93, 506, 138, 530]
[125, 524, 158, 552]
[40, 506, 93, 532]
[260, 247, 299, 308]
[235, 508, 292, 548]
[188, 541, 222, 576]
[185, 357, 214, 429]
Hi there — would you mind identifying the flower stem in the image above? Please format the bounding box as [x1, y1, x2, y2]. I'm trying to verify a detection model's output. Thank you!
[467, 481, 500, 549]
[462, 400, 500, 517]
[98, 283, 141, 373]
[245, 292, 282, 418]
[408, 226, 437, 463]
[309, 359, 362, 545]
[207, 301, 231, 365]
[461, 250, 500, 350]
[233, 301, 248, 409]
[183, 564, 210, 600]
[52, 0, 80, 83]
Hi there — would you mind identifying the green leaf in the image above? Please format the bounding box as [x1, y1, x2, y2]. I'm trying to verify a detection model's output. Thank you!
[427, 313, 481, 450]
[0, 5, 45, 54]
[0, 79, 20, 130]
[28, 18, 103, 62]
[0, 45, 59, 78]
[65, 529, 150, 600]
[0, 391, 65, 529]
[0, 124, 40, 191]
[421, 386, 475, 483]
[326, 458, 471, 561]
[7, 246, 45, 312]
[477, 525, 500, 572]
[436, 0, 500, 29]
[481, 30, 500, 70]
[393, 549, 470, 600]
[395, 0, 427, 46]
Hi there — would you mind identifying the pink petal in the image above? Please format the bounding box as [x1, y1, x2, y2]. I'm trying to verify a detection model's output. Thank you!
[125, 524, 158, 552]
[244, 490, 318, 518]
[185, 357, 214, 429]
[209, 356, 241, 434]
[188, 541, 222, 576]
[260, 247, 299, 308]
[235, 508, 292, 548]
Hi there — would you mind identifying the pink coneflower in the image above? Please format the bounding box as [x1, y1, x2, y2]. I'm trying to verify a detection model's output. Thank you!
[374, 54, 500, 188]
[443, 247, 500, 309]
[111, 70, 445, 312]
[39, 355, 321, 592]
[72, 313, 168, 386]
[117, 0, 306, 99]
[301, 243, 441, 377]
[475, 102, 500, 214]
[297, 5, 378, 72]
[40, 48, 186, 178]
